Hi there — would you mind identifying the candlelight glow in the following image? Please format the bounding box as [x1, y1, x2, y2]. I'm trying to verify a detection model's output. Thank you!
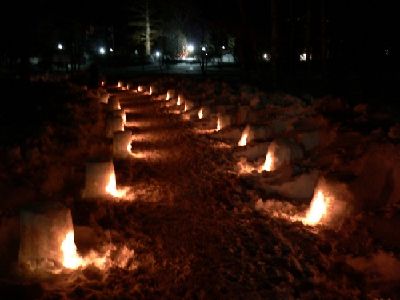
[149, 86, 153, 95]
[61, 231, 82, 269]
[184, 102, 188, 112]
[166, 91, 171, 100]
[302, 190, 329, 226]
[238, 125, 250, 146]
[106, 173, 127, 198]
[261, 151, 273, 172]
[217, 116, 221, 131]
[177, 95, 182, 106]
[101, 81, 105, 87]
[198, 108, 203, 119]
[118, 81, 122, 88]
[138, 86, 143, 92]
[126, 84, 130, 90]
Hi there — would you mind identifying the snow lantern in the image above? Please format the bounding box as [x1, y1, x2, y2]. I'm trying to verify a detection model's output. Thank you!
[184, 100, 194, 112]
[112, 109, 127, 124]
[99, 93, 110, 104]
[82, 161, 117, 198]
[117, 81, 122, 88]
[302, 178, 351, 227]
[166, 89, 175, 100]
[238, 125, 255, 146]
[261, 139, 303, 172]
[217, 113, 231, 131]
[137, 85, 143, 92]
[19, 202, 80, 272]
[113, 131, 133, 158]
[177, 94, 183, 106]
[106, 116, 124, 138]
[108, 97, 121, 111]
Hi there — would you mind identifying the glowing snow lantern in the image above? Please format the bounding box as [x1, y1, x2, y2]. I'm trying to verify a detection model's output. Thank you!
[138, 85, 143, 92]
[216, 113, 231, 131]
[113, 131, 133, 158]
[112, 109, 126, 124]
[177, 95, 182, 106]
[19, 202, 79, 272]
[303, 190, 328, 225]
[83, 161, 118, 198]
[149, 86, 153, 95]
[99, 93, 110, 104]
[106, 116, 124, 138]
[117, 81, 122, 88]
[198, 108, 203, 119]
[261, 139, 303, 172]
[166, 89, 175, 100]
[108, 97, 121, 111]
[238, 125, 253, 147]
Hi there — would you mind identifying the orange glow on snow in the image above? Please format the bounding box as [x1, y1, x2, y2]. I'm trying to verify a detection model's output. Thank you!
[303, 190, 329, 226]
[198, 108, 203, 119]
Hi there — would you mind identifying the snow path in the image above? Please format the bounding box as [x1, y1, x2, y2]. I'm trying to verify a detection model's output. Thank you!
[47, 92, 363, 299]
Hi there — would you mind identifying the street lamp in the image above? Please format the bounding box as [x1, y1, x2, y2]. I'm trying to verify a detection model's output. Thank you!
[155, 51, 161, 57]
[187, 44, 194, 53]
[57, 43, 63, 50]
[99, 47, 106, 55]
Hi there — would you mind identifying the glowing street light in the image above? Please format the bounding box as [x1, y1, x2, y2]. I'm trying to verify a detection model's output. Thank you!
[57, 43, 63, 50]
[155, 51, 161, 57]
[201, 46, 206, 51]
[99, 47, 106, 55]
[187, 44, 194, 53]
[221, 45, 226, 50]
[109, 48, 114, 52]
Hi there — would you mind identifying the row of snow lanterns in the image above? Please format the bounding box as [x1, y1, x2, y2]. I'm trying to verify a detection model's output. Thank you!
[18, 84, 142, 274]
[236, 125, 336, 226]
[163, 87, 335, 227]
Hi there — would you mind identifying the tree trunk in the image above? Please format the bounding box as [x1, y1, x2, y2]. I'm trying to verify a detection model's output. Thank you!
[145, 0, 151, 56]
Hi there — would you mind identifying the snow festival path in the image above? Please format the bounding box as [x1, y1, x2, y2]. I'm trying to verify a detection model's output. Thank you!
[76, 91, 362, 300]
[11, 90, 364, 299]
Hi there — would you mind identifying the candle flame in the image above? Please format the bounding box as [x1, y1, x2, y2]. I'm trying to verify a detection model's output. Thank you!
[61, 231, 82, 269]
[261, 151, 273, 172]
[238, 125, 250, 146]
[217, 116, 221, 131]
[303, 190, 329, 226]
[105, 173, 126, 198]
[101, 81, 105, 87]
[149, 86, 152, 95]
[138, 86, 143, 92]
[177, 95, 181, 105]
[166, 91, 170, 101]
[198, 108, 203, 119]
[117, 81, 122, 88]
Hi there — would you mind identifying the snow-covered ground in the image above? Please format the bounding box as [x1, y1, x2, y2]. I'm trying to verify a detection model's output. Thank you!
[0, 78, 400, 299]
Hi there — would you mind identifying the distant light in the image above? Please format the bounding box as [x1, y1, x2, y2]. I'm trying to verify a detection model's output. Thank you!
[221, 45, 225, 50]
[155, 51, 161, 57]
[201, 46, 206, 51]
[187, 44, 194, 53]
[109, 48, 114, 52]
[99, 47, 106, 55]
[57, 43, 63, 50]
[300, 53, 311, 61]
[263, 53, 271, 61]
